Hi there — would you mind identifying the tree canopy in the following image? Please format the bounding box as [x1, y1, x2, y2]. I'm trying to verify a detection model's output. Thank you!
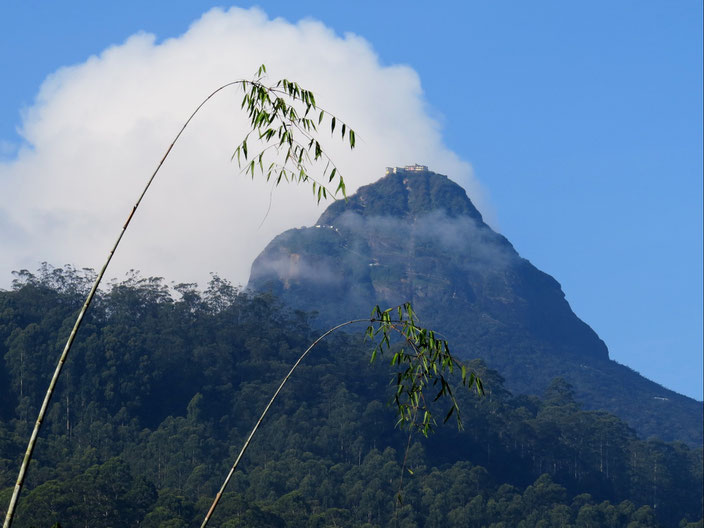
[0, 266, 701, 527]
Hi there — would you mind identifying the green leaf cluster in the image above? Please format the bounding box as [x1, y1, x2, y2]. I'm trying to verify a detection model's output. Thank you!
[366, 303, 483, 436]
[232, 65, 354, 203]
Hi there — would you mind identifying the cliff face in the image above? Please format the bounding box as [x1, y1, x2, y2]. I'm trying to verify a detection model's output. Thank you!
[249, 167, 703, 445]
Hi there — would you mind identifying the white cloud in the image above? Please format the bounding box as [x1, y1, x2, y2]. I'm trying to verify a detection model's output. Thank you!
[0, 6, 488, 289]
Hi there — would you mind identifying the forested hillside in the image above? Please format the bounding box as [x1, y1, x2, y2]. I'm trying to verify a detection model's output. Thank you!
[0, 266, 702, 527]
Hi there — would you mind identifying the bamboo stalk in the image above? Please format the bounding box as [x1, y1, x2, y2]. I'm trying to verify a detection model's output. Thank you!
[2, 80, 245, 528]
[200, 318, 368, 527]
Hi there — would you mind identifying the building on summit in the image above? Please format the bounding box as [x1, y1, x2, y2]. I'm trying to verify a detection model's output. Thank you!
[385, 164, 428, 175]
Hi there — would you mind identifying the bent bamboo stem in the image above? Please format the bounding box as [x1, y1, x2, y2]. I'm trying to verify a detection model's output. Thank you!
[200, 318, 369, 527]
[3, 80, 245, 528]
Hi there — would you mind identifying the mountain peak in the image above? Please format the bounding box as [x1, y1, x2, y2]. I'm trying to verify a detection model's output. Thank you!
[248, 167, 703, 446]
[317, 166, 484, 225]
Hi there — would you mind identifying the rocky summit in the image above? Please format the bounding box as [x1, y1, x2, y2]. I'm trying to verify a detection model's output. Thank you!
[249, 165, 703, 445]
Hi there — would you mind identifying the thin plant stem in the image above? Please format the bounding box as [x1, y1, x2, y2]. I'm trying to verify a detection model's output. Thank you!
[394, 408, 417, 528]
[3, 79, 246, 528]
[200, 318, 368, 527]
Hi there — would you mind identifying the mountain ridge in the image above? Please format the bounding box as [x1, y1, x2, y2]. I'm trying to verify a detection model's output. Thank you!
[248, 166, 703, 446]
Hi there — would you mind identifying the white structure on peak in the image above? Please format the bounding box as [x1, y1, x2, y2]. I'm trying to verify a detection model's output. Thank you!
[385, 164, 429, 175]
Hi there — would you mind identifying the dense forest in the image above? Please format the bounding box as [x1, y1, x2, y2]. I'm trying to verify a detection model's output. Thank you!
[0, 265, 702, 527]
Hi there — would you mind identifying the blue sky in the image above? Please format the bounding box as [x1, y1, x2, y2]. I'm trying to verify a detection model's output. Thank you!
[0, 1, 701, 400]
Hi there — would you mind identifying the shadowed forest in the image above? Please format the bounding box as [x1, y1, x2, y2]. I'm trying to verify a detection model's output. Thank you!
[0, 265, 701, 527]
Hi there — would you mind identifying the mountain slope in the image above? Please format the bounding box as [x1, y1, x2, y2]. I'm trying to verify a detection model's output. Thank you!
[248, 166, 703, 446]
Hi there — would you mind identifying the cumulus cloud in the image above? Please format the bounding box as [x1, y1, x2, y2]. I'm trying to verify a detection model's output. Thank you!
[0, 7, 488, 289]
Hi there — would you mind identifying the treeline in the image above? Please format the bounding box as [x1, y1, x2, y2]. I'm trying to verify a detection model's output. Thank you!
[0, 265, 701, 527]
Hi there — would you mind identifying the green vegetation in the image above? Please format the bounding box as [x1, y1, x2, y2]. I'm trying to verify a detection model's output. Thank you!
[200, 302, 482, 527]
[2, 65, 358, 527]
[0, 266, 701, 527]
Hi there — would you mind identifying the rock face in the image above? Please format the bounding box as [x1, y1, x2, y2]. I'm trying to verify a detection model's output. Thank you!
[249, 166, 703, 445]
